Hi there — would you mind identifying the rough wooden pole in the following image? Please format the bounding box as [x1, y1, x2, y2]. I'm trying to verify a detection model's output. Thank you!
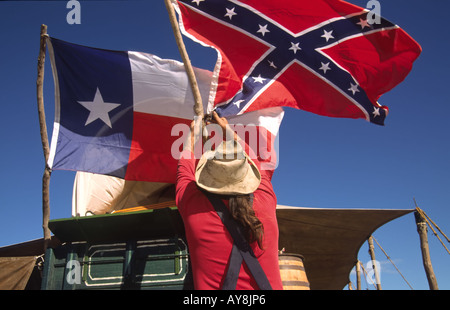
[164, 0, 204, 117]
[36, 24, 52, 253]
[414, 211, 439, 290]
[356, 260, 361, 290]
[367, 236, 382, 290]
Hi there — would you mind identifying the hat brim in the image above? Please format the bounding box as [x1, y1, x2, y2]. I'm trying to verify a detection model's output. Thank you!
[195, 151, 261, 195]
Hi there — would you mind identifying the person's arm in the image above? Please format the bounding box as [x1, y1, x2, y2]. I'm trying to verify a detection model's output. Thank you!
[176, 116, 203, 210]
[209, 111, 261, 160]
[208, 111, 238, 141]
[181, 116, 203, 158]
[209, 112, 276, 192]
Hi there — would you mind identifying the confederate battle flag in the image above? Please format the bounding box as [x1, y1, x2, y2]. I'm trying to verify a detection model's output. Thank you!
[173, 0, 421, 125]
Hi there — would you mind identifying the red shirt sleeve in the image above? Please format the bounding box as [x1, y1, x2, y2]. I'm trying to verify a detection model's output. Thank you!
[176, 149, 198, 217]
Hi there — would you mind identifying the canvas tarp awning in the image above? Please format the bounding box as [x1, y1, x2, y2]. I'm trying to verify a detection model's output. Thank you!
[0, 237, 61, 290]
[276, 206, 414, 290]
[0, 256, 37, 290]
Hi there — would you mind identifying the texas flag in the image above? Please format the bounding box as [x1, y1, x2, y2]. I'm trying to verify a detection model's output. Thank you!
[173, 0, 421, 125]
[47, 38, 283, 183]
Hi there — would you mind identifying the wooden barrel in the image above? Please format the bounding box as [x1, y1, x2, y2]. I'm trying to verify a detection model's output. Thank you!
[278, 253, 310, 290]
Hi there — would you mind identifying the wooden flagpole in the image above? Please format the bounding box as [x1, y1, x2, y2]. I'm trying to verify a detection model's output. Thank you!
[36, 24, 52, 253]
[414, 209, 439, 290]
[356, 260, 362, 290]
[164, 0, 204, 118]
[367, 236, 382, 290]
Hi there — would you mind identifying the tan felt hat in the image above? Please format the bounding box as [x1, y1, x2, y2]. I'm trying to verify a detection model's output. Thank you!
[195, 140, 261, 195]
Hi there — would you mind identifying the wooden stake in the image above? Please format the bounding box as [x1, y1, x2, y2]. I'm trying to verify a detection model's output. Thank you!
[414, 210, 439, 290]
[36, 24, 51, 253]
[164, 0, 204, 118]
[367, 236, 382, 290]
[356, 260, 361, 290]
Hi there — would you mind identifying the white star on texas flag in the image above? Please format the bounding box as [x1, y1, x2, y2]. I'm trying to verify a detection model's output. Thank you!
[78, 88, 121, 128]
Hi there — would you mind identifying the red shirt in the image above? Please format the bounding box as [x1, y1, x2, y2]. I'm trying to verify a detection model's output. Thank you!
[176, 149, 283, 290]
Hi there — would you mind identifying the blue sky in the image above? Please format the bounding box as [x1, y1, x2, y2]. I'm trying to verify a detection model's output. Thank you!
[0, 0, 448, 290]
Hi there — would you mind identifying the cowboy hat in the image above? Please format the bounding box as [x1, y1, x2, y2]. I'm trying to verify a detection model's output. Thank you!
[195, 139, 261, 195]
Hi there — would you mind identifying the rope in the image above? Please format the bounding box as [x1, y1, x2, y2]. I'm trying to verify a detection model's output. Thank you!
[359, 261, 377, 290]
[348, 281, 355, 290]
[422, 211, 450, 243]
[414, 201, 450, 255]
[372, 236, 414, 290]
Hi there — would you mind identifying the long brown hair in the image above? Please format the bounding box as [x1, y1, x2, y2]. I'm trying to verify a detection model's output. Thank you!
[228, 194, 264, 249]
